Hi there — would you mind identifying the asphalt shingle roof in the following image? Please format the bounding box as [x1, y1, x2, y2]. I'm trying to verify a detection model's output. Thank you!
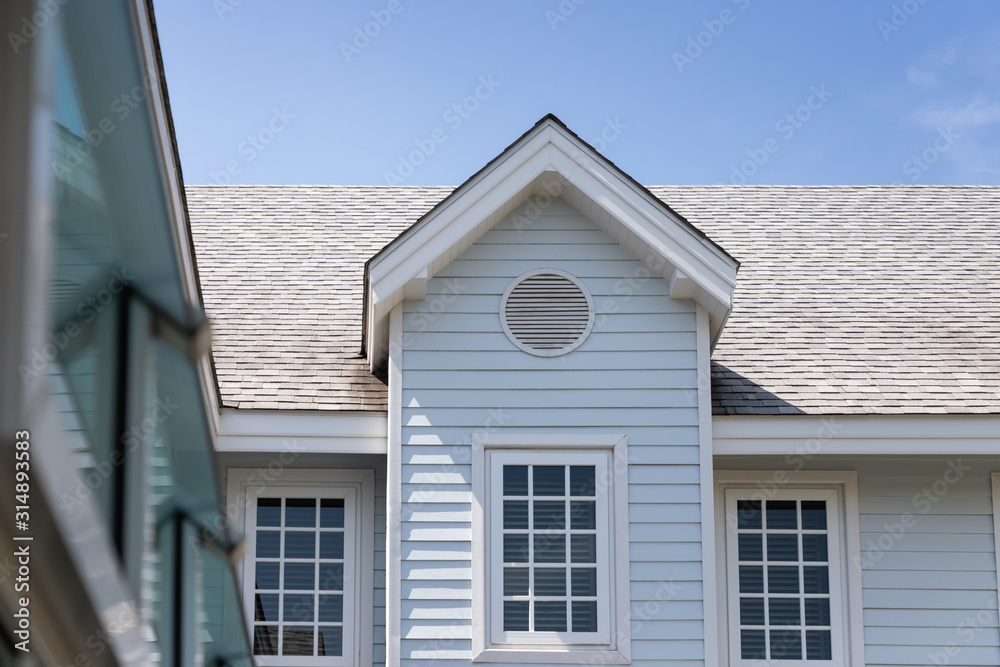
[187, 184, 1000, 415]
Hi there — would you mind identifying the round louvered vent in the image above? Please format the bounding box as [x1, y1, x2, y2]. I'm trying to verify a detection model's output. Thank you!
[500, 269, 595, 357]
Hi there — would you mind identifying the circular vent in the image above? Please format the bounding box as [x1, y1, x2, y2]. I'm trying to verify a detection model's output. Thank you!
[500, 269, 595, 357]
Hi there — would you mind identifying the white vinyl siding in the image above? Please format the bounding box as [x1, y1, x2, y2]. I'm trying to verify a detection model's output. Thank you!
[398, 197, 704, 666]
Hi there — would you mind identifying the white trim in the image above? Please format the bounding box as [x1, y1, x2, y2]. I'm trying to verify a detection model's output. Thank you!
[696, 305, 719, 667]
[365, 117, 738, 369]
[713, 415, 1000, 456]
[227, 468, 375, 667]
[470, 433, 630, 664]
[714, 471, 864, 667]
[216, 409, 387, 454]
[991, 473, 1000, 641]
[385, 304, 403, 667]
[499, 269, 596, 358]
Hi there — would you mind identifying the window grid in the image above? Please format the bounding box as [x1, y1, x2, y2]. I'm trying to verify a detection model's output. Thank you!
[501, 464, 598, 634]
[252, 497, 346, 658]
[735, 499, 832, 661]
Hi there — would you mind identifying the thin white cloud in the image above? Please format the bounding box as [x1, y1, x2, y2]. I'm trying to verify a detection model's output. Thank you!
[915, 95, 1000, 129]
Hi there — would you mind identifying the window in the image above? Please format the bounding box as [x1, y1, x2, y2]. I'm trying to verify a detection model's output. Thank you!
[716, 472, 863, 667]
[229, 469, 375, 667]
[472, 435, 630, 664]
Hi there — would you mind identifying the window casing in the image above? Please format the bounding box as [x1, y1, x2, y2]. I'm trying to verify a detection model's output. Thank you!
[230, 469, 374, 667]
[717, 472, 863, 667]
[472, 435, 630, 664]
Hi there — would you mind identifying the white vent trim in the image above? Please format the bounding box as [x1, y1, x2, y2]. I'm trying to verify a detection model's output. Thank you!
[500, 269, 595, 357]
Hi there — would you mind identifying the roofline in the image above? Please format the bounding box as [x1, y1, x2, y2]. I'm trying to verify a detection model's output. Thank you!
[361, 113, 740, 356]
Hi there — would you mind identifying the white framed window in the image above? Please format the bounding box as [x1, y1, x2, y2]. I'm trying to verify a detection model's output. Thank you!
[228, 469, 375, 667]
[471, 434, 630, 664]
[715, 471, 864, 667]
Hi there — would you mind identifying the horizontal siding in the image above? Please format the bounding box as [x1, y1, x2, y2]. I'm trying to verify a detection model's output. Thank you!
[399, 198, 704, 667]
[858, 459, 1000, 667]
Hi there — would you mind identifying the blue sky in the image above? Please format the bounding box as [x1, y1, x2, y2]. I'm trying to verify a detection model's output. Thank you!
[154, 1, 1000, 186]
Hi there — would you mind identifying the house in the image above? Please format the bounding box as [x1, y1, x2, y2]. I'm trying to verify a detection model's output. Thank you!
[186, 116, 1000, 667]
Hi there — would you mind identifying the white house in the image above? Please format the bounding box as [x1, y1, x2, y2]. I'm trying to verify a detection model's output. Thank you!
[186, 115, 1000, 667]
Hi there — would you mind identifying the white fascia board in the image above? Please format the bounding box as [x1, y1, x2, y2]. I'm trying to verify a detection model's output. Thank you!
[216, 409, 388, 454]
[713, 414, 1000, 456]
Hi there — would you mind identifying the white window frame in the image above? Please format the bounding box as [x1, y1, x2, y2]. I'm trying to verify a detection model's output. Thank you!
[227, 468, 375, 667]
[715, 471, 864, 667]
[471, 434, 631, 664]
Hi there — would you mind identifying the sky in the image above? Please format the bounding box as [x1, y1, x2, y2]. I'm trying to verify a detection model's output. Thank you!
[154, 1, 1000, 187]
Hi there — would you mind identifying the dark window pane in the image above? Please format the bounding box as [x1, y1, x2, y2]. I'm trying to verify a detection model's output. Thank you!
[804, 566, 829, 594]
[801, 501, 827, 530]
[739, 566, 764, 594]
[768, 566, 800, 594]
[320, 499, 344, 528]
[570, 501, 596, 529]
[503, 466, 528, 496]
[283, 593, 314, 622]
[255, 593, 278, 622]
[570, 466, 596, 496]
[253, 625, 278, 655]
[284, 532, 315, 559]
[738, 533, 763, 561]
[503, 567, 529, 596]
[741, 629, 766, 660]
[806, 629, 833, 660]
[535, 534, 566, 563]
[319, 563, 343, 590]
[504, 601, 529, 631]
[769, 598, 801, 626]
[320, 532, 344, 559]
[504, 534, 529, 563]
[572, 600, 598, 632]
[256, 531, 280, 558]
[534, 501, 565, 530]
[770, 628, 802, 660]
[766, 500, 798, 529]
[257, 498, 281, 527]
[282, 626, 313, 656]
[284, 562, 314, 590]
[570, 534, 596, 563]
[572, 568, 597, 596]
[317, 625, 343, 657]
[737, 500, 762, 529]
[255, 562, 280, 590]
[286, 499, 316, 528]
[767, 533, 799, 561]
[740, 597, 765, 625]
[802, 534, 828, 562]
[533, 466, 565, 496]
[318, 594, 343, 623]
[504, 500, 528, 530]
[534, 568, 566, 596]
[804, 597, 830, 626]
[535, 601, 567, 631]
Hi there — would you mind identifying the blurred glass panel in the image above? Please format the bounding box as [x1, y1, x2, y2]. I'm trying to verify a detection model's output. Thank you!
[283, 594, 314, 623]
[503, 500, 528, 530]
[770, 629, 802, 660]
[533, 501, 565, 530]
[257, 499, 281, 527]
[801, 501, 827, 530]
[740, 597, 764, 625]
[282, 627, 313, 656]
[286, 499, 316, 528]
[569, 501, 595, 529]
[769, 598, 801, 626]
[741, 629, 766, 660]
[767, 534, 799, 561]
[571, 568, 597, 596]
[534, 568, 566, 596]
[806, 629, 833, 660]
[253, 626, 278, 656]
[255, 562, 280, 590]
[256, 531, 280, 558]
[739, 565, 764, 594]
[802, 534, 828, 562]
[254, 594, 278, 623]
[284, 563, 314, 590]
[804, 598, 830, 626]
[738, 533, 763, 561]
[503, 568, 529, 596]
[768, 566, 799, 594]
[737, 500, 762, 529]
[766, 501, 798, 529]
[804, 566, 829, 594]
[285, 532, 316, 559]
[503, 534, 529, 563]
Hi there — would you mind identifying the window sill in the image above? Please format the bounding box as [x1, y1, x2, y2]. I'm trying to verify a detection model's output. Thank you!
[473, 648, 630, 664]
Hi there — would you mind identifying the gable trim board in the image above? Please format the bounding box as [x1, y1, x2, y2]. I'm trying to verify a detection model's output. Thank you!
[215, 409, 387, 454]
[363, 115, 740, 372]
